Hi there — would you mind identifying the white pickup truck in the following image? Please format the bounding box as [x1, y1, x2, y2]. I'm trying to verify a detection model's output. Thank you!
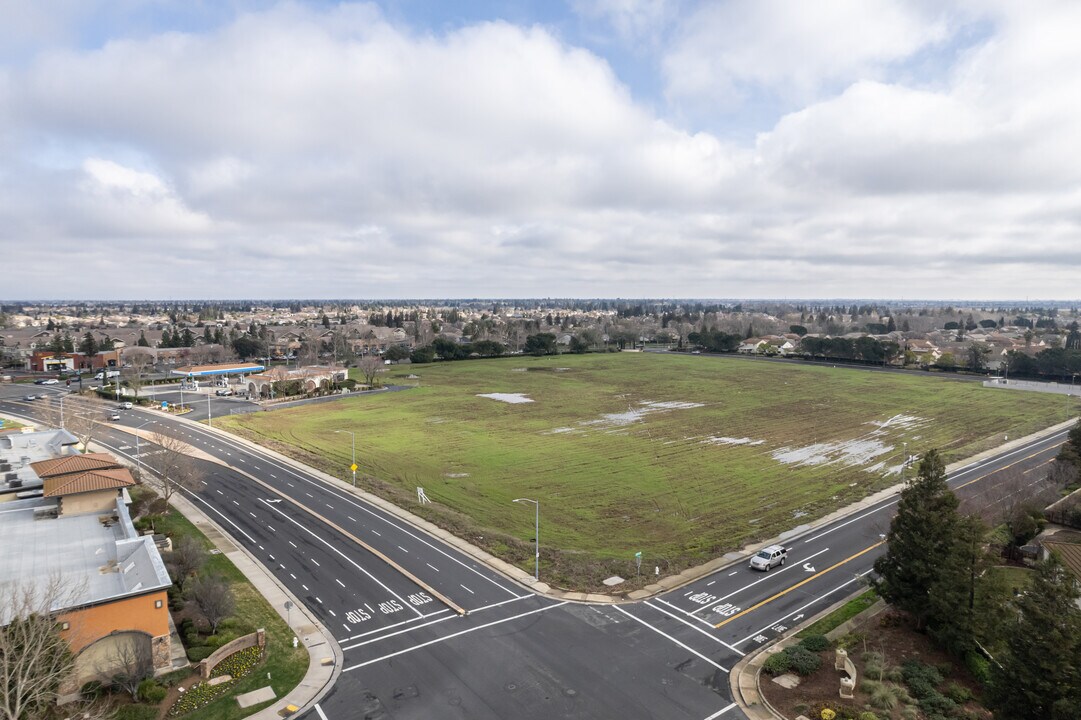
[749, 544, 788, 571]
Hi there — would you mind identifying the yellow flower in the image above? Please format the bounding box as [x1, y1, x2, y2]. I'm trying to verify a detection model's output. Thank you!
[821, 710, 836, 720]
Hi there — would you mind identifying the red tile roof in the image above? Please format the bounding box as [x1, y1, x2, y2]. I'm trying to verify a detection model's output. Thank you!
[30, 452, 121, 478]
[42, 467, 135, 497]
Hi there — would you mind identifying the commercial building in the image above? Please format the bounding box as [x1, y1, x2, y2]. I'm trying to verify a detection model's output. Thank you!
[0, 446, 173, 695]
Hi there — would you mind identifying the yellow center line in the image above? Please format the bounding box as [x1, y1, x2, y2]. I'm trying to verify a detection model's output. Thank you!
[713, 541, 885, 629]
[954, 443, 1063, 489]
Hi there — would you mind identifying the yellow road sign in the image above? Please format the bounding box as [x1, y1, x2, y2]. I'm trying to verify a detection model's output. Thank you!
[350, 463, 358, 472]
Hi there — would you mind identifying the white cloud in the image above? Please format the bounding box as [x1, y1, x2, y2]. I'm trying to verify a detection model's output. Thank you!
[663, 0, 950, 108]
[0, 1, 1080, 300]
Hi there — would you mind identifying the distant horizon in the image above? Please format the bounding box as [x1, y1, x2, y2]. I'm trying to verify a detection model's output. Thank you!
[4, 297, 1079, 308]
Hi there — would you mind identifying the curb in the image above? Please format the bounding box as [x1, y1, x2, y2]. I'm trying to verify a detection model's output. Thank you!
[168, 409, 1075, 605]
[90, 439, 343, 720]
[729, 593, 892, 720]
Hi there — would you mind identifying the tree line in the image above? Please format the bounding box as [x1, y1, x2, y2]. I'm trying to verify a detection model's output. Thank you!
[874, 445, 1081, 719]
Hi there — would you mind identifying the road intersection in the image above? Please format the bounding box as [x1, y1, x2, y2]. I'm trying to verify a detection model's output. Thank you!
[0, 384, 1067, 720]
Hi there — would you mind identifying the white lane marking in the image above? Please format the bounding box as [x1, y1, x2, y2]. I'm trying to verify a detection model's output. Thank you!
[341, 613, 460, 651]
[215, 489, 223, 495]
[397, 546, 408, 553]
[733, 569, 874, 646]
[302, 584, 309, 591]
[347, 516, 357, 522]
[802, 505, 895, 544]
[249, 512, 257, 518]
[238, 458, 245, 463]
[613, 606, 729, 673]
[311, 558, 321, 567]
[727, 571, 738, 576]
[258, 545, 264, 551]
[343, 602, 568, 668]
[707, 581, 715, 586]
[328, 609, 336, 617]
[290, 574, 297, 580]
[257, 498, 424, 618]
[316, 597, 323, 604]
[341, 609, 453, 642]
[181, 488, 257, 544]
[460, 584, 474, 594]
[314, 704, 329, 720]
[326, 503, 334, 509]
[370, 530, 381, 537]
[289, 541, 297, 548]
[232, 500, 239, 506]
[690, 547, 832, 616]
[471, 594, 532, 613]
[268, 525, 276, 532]
[426, 563, 440, 572]
[305, 492, 313, 498]
[270, 474, 277, 478]
[704, 703, 737, 719]
[644, 601, 744, 656]
[188, 428, 522, 596]
[655, 598, 719, 631]
[336, 578, 346, 587]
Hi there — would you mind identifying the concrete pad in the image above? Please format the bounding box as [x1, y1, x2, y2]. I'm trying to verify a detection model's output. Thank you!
[602, 576, 625, 586]
[771, 673, 800, 689]
[236, 685, 276, 708]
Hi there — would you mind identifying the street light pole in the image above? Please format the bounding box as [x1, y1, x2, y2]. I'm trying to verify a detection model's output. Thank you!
[134, 420, 153, 474]
[513, 498, 539, 581]
[335, 430, 356, 486]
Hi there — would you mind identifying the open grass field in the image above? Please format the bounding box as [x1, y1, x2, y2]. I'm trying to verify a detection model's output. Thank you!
[219, 353, 1067, 590]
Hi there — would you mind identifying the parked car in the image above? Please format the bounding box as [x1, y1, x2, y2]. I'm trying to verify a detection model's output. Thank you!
[749, 544, 788, 571]
[215, 388, 233, 396]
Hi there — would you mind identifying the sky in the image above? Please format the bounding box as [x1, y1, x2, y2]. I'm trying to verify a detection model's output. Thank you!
[1, 0, 1079, 301]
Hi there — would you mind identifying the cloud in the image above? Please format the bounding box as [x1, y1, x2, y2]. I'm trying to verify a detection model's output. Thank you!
[663, 0, 950, 109]
[0, 1, 1079, 300]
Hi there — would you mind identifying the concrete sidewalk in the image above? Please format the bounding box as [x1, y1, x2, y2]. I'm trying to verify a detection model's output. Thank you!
[168, 490, 343, 719]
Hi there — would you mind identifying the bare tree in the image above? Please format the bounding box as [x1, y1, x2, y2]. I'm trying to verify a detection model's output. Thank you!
[123, 352, 154, 400]
[168, 535, 208, 591]
[65, 407, 100, 451]
[0, 580, 75, 720]
[103, 636, 153, 701]
[142, 432, 206, 508]
[189, 575, 235, 634]
[357, 355, 383, 387]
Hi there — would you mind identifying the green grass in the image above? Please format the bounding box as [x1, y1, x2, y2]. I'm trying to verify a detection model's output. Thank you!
[218, 353, 1066, 589]
[797, 589, 879, 638]
[135, 490, 309, 719]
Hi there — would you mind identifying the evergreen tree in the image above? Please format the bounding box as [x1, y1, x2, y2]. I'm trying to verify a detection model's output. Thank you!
[873, 449, 959, 629]
[886, 316, 897, 333]
[927, 513, 988, 656]
[78, 332, 98, 357]
[137, 331, 150, 347]
[989, 554, 1081, 720]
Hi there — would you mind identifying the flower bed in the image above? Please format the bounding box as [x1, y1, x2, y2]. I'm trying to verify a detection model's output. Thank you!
[169, 645, 263, 716]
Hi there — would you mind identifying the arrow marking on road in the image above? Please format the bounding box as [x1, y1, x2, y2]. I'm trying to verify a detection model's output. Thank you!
[803, 563, 815, 572]
[714, 541, 884, 629]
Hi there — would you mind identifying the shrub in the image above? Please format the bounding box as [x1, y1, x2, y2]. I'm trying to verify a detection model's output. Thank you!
[799, 634, 831, 652]
[762, 651, 791, 675]
[899, 707, 919, 720]
[80, 680, 103, 699]
[885, 665, 905, 683]
[835, 632, 866, 650]
[187, 646, 214, 662]
[785, 645, 822, 676]
[964, 651, 991, 685]
[944, 681, 972, 704]
[138, 679, 167, 704]
[866, 683, 901, 711]
[858, 713, 880, 720]
[116, 706, 159, 720]
[821, 710, 836, 720]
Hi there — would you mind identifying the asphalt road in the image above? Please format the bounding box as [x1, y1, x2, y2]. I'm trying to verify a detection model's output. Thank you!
[0, 384, 1066, 720]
